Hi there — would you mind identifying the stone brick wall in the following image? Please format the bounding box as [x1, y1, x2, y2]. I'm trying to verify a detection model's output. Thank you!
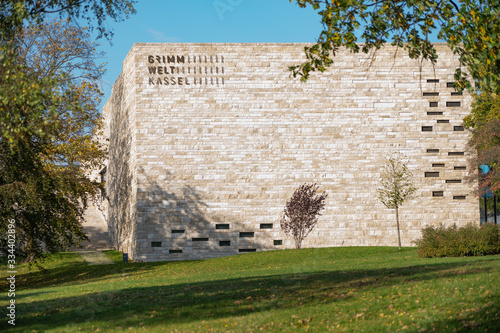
[104, 43, 479, 262]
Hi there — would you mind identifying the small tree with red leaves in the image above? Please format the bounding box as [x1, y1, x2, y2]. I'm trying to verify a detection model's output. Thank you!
[280, 183, 328, 249]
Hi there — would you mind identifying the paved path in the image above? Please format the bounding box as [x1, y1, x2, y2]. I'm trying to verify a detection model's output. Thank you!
[78, 250, 115, 265]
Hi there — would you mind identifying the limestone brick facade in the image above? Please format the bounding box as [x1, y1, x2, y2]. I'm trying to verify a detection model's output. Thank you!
[103, 43, 479, 262]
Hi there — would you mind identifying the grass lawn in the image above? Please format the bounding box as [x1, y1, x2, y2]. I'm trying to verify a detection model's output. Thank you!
[1, 247, 499, 332]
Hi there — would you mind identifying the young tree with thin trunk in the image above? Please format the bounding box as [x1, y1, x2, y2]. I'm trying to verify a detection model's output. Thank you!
[280, 183, 328, 249]
[378, 155, 417, 250]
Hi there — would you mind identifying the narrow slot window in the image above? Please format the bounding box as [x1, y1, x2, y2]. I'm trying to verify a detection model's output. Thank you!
[451, 91, 463, 96]
[427, 79, 439, 83]
[422, 126, 433, 132]
[219, 241, 231, 246]
[429, 102, 439, 107]
[151, 242, 162, 247]
[260, 223, 273, 229]
[447, 82, 455, 88]
[172, 230, 185, 234]
[432, 191, 444, 197]
[239, 249, 256, 253]
[216, 224, 230, 230]
[446, 180, 462, 184]
[239, 232, 254, 238]
[453, 195, 466, 200]
[427, 111, 443, 115]
[437, 120, 449, 123]
[423, 92, 439, 96]
[192, 237, 209, 242]
[169, 249, 182, 253]
[425, 172, 440, 177]
[427, 149, 439, 153]
[454, 126, 465, 131]
[274, 240, 283, 246]
[432, 163, 445, 167]
[446, 101, 461, 107]
[454, 166, 467, 170]
[448, 152, 465, 156]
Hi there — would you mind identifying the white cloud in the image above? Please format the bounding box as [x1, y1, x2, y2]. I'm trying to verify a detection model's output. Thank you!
[148, 29, 179, 42]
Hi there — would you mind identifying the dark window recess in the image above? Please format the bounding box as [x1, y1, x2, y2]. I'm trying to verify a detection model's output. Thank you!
[454, 126, 465, 131]
[446, 101, 461, 107]
[454, 166, 467, 170]
[447, 82, 455, 88]
[433, 191, 444, 197]
[239, 249, 256, 253]
[448, 152, 465, 156]
[451, 91, 463, 96]
[446, 180, 462, 184]
[425, 172, 440, 177]
[453, 195, 466, 200]
[427, 79, 439, 83]
[429, 102, 439, 107]
[151, 242, 162, 247]
[274, 240, 283, 246]
[427, 149, 439, 153]
[432, 163, 445, 167]
[169, 249, 182, 254]
[239, 232, 254, 238]
[192, 237, 209, 241]
[260, 223, 273, 229]
[172, 230, 185, 234]
[215, 224, 230, 230]
[437, 120, 449, 123]
[422, 126, 433, 132]
[423, 92, 439, 96]
[219, 241, 231, 246]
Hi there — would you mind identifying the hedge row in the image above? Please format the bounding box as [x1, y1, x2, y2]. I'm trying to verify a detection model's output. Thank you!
[415, 223, 500, 258]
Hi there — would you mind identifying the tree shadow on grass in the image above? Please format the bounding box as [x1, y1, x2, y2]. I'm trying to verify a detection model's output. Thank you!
[6, 258, 500, 332]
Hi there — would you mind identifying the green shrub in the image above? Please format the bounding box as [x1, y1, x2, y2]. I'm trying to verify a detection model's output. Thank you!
[415, 223, 500, 257]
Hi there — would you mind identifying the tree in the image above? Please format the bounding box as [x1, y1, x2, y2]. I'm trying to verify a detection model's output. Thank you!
[289, 0, 500, 94]
[0, 0, 136, 263]
[280, 183, 328, 249]
[378, 155, 417, 250]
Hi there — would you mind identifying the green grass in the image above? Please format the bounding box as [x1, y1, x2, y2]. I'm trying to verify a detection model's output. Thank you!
[1, 247, 499, 332]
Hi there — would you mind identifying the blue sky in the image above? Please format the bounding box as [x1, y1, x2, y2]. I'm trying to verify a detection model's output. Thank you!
[98, 0, 322, 106]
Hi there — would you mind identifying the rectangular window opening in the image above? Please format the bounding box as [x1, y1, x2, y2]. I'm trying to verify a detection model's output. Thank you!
[437, 119, 449, 123]
[151, 242, 162, 248]
[215, 224, 230, 230]
[427, 149, 439, 153]
[423, 92, 439, 96]
[432, 191, 444, 197]
[427, 79, 439, 83]
[447, 82, 455, 88]
[260, 223, 273, 229]
[451, 91, 463, 96]
[169, 249, 182, 254]
[453, 195, 467, 200]
[239, 249, 257, 253]
[429, 102, 439, 108]
[448, 152, 465, 156]
[239, 232, 255, 238]
[432, 163, 445, 167]
[454, 126, 465, 131]
[425, 172, 440, 177]
[454, 166, 467, 170]
[171, 230, 185, 234]
[219, 240, 231, 246]
[274, 240, 283, 246]
[422, 126, 433, 132]
[446, 101, 461, 107]
[446, 180, 462, 184]
[192, 237, 209, 242]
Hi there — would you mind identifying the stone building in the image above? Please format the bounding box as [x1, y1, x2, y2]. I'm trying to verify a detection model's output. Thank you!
[102, 43, 479, 262]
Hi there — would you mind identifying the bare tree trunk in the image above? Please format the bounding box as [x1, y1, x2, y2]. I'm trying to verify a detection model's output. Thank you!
[396, 207, 401, 250]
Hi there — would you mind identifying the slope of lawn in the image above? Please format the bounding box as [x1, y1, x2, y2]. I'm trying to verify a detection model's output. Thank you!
[1, 247, 499, 332]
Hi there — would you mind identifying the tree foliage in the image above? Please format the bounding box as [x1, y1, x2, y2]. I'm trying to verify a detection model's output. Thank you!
[378, 155, 417, 250]
[290, 0, 500, 94]
[0, 1, 135, 263]
[280, 183, 328, 249]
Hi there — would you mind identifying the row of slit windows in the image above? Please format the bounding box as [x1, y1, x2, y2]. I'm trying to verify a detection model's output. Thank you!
[431, 192, 467, 200]
[426, 149, 465, 156]
[422, 125, 464, 131]
[151, 239, 283, 250]
[429, 101, 461, 107]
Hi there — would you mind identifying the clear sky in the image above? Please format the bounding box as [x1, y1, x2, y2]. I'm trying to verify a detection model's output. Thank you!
[97, 0, 323, 107]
